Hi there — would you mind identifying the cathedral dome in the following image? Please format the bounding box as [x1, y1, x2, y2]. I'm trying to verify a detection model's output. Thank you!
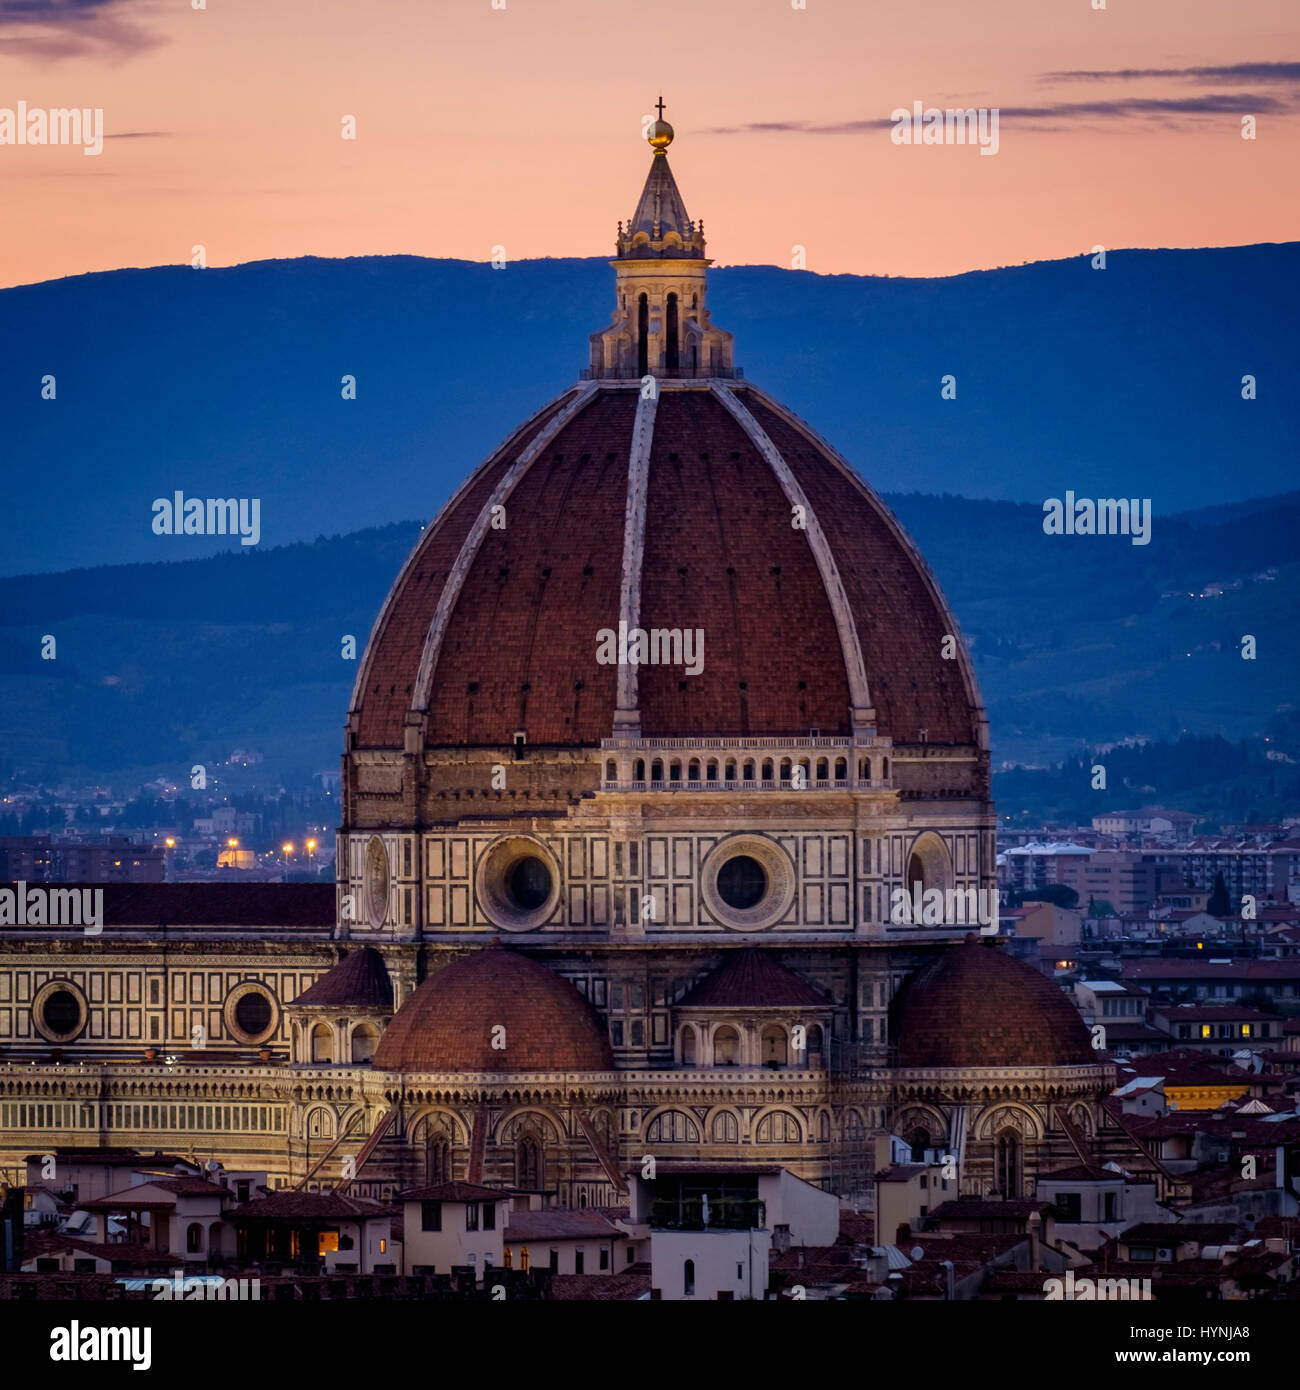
[888, 938, 1096, 1069]
[371, 943, 614, 1073]
[346, 114, 984, 760]
[348, 382, 981, 750]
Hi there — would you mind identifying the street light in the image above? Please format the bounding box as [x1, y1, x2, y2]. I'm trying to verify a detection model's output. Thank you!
[306, 839, 317, 873]
[282, 842, 294, 881]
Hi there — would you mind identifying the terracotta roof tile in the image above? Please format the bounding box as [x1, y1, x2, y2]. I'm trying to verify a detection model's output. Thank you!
[397, 1182, 510, 1204]
[678, 949, 830, 1009]
[372, 944, 613, 1074]
[890, 939, 1096, 1068]
[292, 947, 393, 1008]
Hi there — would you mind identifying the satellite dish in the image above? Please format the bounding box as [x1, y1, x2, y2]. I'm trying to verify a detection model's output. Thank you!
[910, 1246, 925, 1261]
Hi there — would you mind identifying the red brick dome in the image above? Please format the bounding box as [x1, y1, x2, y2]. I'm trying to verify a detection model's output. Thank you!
[889, 939, 1096, 1069]
[371, 944, 614, 1073]
[348, 381, 983, 750]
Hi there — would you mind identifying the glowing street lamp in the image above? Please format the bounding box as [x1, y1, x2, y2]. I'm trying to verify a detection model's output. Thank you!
[282, 842, 294, 881]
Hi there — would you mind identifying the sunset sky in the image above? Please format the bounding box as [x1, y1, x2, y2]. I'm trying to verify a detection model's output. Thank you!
[1, 0, 1297, 288]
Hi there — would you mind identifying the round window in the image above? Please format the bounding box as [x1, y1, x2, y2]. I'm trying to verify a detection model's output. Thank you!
[42, 989, 81, 1037]
[716, 855, 766, 910]
[506, 855, 552, 911]
[234, 991, 272, 1037]
[476, 835, 561, 931]
[701, 836, 796, 931]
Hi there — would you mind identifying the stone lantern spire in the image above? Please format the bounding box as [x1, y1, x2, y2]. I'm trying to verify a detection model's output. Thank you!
[587, 101, 737, 380]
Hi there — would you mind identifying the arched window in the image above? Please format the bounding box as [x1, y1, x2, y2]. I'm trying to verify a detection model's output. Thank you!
[881, 757, 889, 780]
[687, 759, 700, 782]
[517, 1138, 541, 1188]
[426, 1135, 451, 1183]
[637, 293, 649, 376]
[761, 1025, 788, 1067]
[815, 757, 828, 782]
[706, 760, 718, 783]
[818, 1111, 831, 1141]
[755, 1111, 801, 1144]
[666, 293, 679, 371]
[996, 1130, 1021, 1198]
[646, 1111, 700, 1143]
[711, 1110, 739, 1143]
[681, 1025, 697, 1066]
[690, 340, 698, 374]
[684, 1258, 695, 1296]
[724, 759, 737, 782]
[520, 1246, 530, 1272]
[186, 1223, 203, 1253]
[605, 759, 616, 782]
[634, 758, 645, 781]
[208, 1222, 222, 1255]
[761, 759, 774, 781]
[712, 1025, 740, 1066]
[779, 758, 792, 783]
[859, 757, 870, 782]
[669, 759, 681, 783]
[743, 760, 755, 782]
[310, 1023, 332, 1065]
[908, 853, 927, 895]
[351, 1024, 379, 1064]
[806, 1024, 824, 1059]
[651, 759, 664, 784]
[306, 1107, 334, 1140]
[834, 757, 847, 782]
[909, 1128, 931, 1162]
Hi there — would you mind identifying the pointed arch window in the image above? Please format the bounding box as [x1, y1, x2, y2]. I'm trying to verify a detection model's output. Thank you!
[637, 294, 649, 376]
[517, 1137, 541, 1188]
[996, 1129, 1021, 1198]
[666, 293, 679, 370]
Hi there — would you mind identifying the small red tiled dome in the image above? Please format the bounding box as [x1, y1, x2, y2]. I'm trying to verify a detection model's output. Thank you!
[889, 938, 1095, 1069]
[372, 943, 613, 1073]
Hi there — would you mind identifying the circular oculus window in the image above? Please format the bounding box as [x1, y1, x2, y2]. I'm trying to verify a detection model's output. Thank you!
[701, 836, 796, 931]
[224, 983, 280, 1045]
[33, 980, 87, 1043]
[476, 835, 561, 931]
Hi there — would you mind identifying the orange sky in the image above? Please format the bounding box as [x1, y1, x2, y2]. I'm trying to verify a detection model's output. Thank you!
[1, 0, 1297, 288]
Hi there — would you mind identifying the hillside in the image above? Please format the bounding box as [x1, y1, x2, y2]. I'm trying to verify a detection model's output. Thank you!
[1, 491, 1295, 784]
[1, 244, 1297, 576]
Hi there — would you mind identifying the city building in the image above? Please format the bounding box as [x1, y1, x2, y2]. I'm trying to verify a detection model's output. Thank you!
[1, 116, 1124, 1294]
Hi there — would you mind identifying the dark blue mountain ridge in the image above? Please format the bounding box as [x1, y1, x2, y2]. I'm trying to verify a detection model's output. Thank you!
[1, 490, 1297, 780]
[1, 243, 1296, 576]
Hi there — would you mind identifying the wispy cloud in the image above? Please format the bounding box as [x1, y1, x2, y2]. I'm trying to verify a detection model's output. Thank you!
[0, 0, 165, 61]
[707, 89, 1296, 137]
[1042, 62, 1300, 86]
